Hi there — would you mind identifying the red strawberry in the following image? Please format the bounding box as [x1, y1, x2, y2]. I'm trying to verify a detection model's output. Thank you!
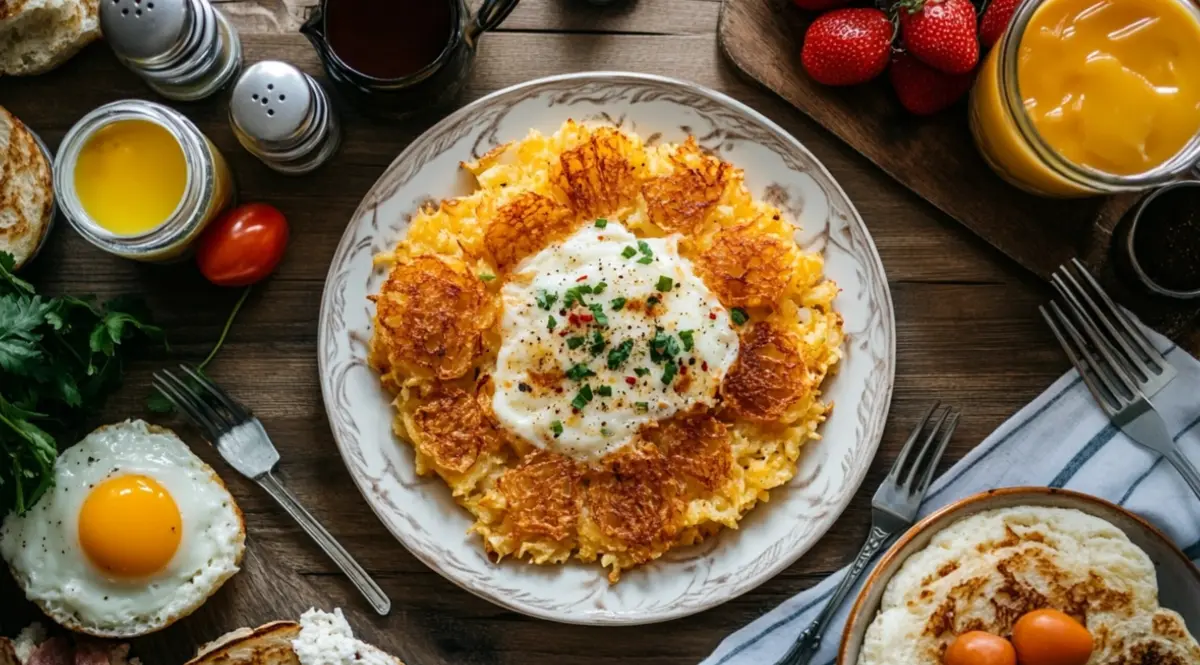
[791, 0, 853, 11]
[801, 8, 894, 86]
[889, 52, 975, 114]
[898, 0, 979, 74]
[979, 0, 1019, 49]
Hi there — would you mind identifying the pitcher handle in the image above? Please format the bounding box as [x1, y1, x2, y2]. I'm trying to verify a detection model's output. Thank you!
[466, 0, 520, 46]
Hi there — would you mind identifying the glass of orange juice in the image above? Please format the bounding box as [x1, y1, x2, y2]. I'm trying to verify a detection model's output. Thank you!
[969, 0, 1200, 197]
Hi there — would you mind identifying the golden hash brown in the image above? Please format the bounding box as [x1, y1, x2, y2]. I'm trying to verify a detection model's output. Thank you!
[641, 410, 733, 493]
[497, 450, 581, 543]
[697, 222, 795, 309]
[371, 122, 843, 582]
[371, 255, 494, 380]
[642, 138, 731, 234]
[555, 127, 640, 219]
[409, 385, 505, 474]
[484, 192, 577, 273]
[722, 321, 813, 423]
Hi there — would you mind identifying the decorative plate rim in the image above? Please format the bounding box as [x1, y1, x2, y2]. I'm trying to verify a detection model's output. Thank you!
[317, 71, 897, 624]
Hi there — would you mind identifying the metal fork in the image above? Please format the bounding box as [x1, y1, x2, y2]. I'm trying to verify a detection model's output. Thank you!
[774, 402, 961, 665]
[153, 365, 392, 616]
[1042, 263, 1200, 500]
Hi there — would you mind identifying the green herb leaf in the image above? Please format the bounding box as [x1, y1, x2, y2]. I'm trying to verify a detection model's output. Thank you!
[661, 361, 678, 386]
[637, 240, 652, 256]
[731, 308, 749, 325]
[594, 218, 608, 228]
[536, 290, 558, 311]
[610, 297, 626, 311]
[637, 256, 653, 265]
[679, 330, 695, 352]
[478, 273, 496, 282]
[649, 329, 680, 365]
[566, 335, 586, 350]
[634, 367, 650, 377]
[656, 276, 674, 292]
[621, 246, 637, 259]
[635, 402, 649, 413]
[548, 315, 558, 331]
[571, 384, 594, 410]
[588, 303, 609, 327]
[0, 253, 34, 295]
[550, 420, 564, 438]
[589, 330, 606, 356]
[598, 385, 613, 397]
[607, 339, 634, 370]
[563, 284, 594, 308]
[593, 281, 607, 295]
[565, 363, 595, 381]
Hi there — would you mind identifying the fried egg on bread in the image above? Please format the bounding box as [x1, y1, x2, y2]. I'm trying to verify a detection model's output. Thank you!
[1, 420, 245, 638]
[370, 121, 843, 581]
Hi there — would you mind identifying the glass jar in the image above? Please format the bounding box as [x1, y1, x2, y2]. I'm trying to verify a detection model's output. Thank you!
[968, 0, 1200, 198]
[53, 100, 235, 261]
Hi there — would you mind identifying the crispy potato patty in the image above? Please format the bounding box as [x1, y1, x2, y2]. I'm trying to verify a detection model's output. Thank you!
[369, 121, 843, 581]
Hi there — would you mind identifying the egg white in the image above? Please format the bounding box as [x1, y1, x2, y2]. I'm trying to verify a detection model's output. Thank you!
[493, 222, 739, 461]
[0, 419, 244, 637]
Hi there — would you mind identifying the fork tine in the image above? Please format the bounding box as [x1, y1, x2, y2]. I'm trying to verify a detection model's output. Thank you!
[886, 401, 939, 484]
[153, 372, 224, 440]
[911, 409, 959, 497]
[180, 364, 252, 421]
[901, 406, 951, 491]
[1041, 303, 1121, 416]
[161, 368, 238, 431]
[1069, 259, 1166, 374]
[1051, 280, 1140, 400]
[1054, 265, 1148, 384]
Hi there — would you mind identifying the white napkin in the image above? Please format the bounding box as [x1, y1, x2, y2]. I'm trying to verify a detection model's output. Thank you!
[702, 326, 1200, 665]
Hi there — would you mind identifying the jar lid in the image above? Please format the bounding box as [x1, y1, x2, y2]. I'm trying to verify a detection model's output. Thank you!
[230, 61, 314, 145]
[101, 0, 189, 62]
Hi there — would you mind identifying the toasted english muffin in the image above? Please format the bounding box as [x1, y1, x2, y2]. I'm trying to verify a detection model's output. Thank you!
[0, 106, 53, 269]
[0, 0, 99, 76]
[188, 611, 403, 665]
[188, 622, 302, 665]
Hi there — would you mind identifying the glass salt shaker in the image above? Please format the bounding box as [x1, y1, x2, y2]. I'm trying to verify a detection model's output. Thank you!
[228, 61, 341, 175]
[100, 0, 242, 101]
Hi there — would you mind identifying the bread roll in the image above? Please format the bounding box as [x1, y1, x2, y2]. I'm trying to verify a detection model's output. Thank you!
[0, 106, 53, 269]
[0, 0, 99, 76]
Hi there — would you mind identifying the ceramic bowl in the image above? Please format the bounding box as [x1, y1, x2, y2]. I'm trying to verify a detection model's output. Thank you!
[838, 486, 1200, 664]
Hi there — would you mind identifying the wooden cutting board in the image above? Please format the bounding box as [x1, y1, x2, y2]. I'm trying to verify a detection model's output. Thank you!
[718, 0, 1200, 342]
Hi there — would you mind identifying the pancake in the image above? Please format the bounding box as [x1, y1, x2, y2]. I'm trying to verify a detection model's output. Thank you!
[859, 506, 1200, 665]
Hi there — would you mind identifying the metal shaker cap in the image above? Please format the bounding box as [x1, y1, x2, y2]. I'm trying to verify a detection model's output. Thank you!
[231, 61, 314, 144]
[100, 0, 189, 62]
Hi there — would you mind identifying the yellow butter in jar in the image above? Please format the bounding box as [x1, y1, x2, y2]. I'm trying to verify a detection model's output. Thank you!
[54, 100, 235, 261]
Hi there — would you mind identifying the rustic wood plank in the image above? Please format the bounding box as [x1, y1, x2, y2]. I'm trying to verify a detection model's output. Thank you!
[0, 10, 1085, 665]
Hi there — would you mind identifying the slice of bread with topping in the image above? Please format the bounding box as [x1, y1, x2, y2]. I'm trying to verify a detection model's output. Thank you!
[0, 0, 99, 76]
[188, 610, 404, 665]
[0, 106, 53, 269]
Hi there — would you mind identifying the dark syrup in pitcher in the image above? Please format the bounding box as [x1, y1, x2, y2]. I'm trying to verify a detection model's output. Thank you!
[324, 0, 454, 79]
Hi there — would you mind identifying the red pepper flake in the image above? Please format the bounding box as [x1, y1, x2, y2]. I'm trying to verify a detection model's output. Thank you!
[568, 313, 580, 326]
[625, 376, 637, 385]
[579, 313, 594, 322]
[576, 275, 588, 282]
[559, 330, 569, 337]
[709, 312, 717, 320]
[701, 361, 709, 371]
[680, 365, 688, 376]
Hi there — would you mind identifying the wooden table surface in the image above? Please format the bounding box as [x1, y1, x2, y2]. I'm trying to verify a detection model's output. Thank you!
[0, 1, 1101, 663]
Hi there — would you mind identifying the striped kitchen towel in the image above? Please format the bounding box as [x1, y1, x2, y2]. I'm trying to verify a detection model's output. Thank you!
[702, 325, 1200, 665]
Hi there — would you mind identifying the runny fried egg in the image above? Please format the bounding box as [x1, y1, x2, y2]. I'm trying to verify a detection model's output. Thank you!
[493, 221, 740, 460]
[0, 419, 245, 638]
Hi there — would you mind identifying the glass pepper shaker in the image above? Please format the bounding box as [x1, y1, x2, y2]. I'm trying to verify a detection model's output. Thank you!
[228, 61, 341, 175]
[100, 0, 242, 101]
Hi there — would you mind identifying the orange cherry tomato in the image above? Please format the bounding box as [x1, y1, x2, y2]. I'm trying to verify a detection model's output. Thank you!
[943, 631, 1016, 665]
[196, 203, 290, 287]
[1011, 609, 1093, 665]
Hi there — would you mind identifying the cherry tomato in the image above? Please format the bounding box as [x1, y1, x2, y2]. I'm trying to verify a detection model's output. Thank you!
[1011, 609, 1093, 665]
[943, 631, 1016, 665]
[196, 203, 290, 286]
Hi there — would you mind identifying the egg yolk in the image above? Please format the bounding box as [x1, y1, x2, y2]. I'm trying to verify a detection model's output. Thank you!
[78, 474, 182, 578]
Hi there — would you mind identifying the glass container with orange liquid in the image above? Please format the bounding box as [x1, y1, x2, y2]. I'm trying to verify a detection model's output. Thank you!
[969, 0, 1200, 197]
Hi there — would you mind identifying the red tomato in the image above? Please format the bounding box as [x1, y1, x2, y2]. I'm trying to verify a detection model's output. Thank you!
[196, 203, 290, 287]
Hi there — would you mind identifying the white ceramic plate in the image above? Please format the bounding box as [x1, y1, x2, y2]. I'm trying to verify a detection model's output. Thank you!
[318, 72, 896, 624]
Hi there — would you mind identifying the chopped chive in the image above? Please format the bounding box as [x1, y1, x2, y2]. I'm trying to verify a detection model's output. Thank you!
[571, 384, 594, 410]
[566, 335, 586, 350]
[479, 273, 496, 282]
[536, 290, 558, 310]
[637, 240, 652, 255]
[565, 364, 595, 381]
[594, 218, 608, 228]
[550, 420, 563, 438]
[598, 385, 613, 397]
[679, 330, 695, 352]
[590, 330, 606, 356]
[634, 367, 650, 377]
[662, 362, 678, 386]
[548, 315, 557, 331]
[635, 402, 649, 413]
[649, 329, 680, 364]
[593, 281, 607, 294]
[621, 246, 637, 259]
[588, 303, 609, 327]
[637, 256, 653, 265]
[731, 308, 749, 325]
[656, 276, 674, 292]
[610, 297, 627, 311]
[607, 339, 634, 370]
